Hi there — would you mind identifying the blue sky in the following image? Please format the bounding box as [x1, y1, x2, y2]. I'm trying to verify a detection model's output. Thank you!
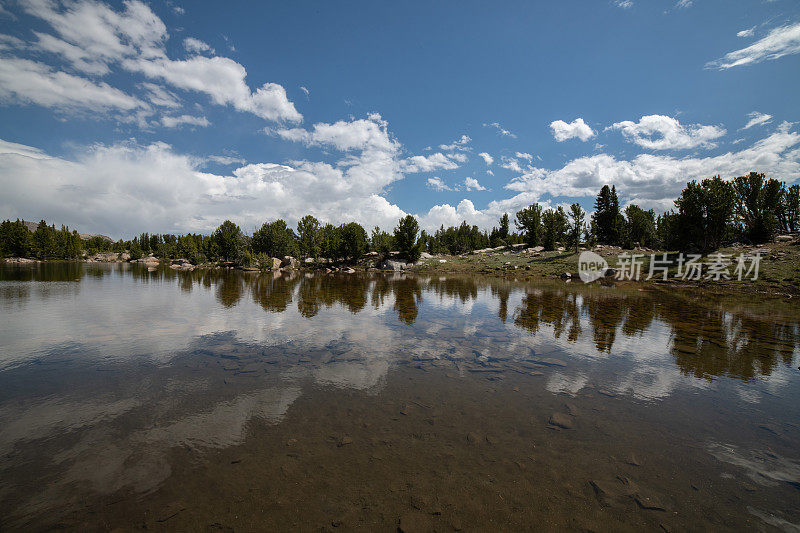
[1, 0, 799, 238]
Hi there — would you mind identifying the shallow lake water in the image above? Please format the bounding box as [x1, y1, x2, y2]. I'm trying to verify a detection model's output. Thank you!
[0, 262, 799, 531]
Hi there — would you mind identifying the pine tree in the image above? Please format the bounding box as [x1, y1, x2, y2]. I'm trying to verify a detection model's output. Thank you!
[297, 215, 321, 259]
[568, 203, 585, 252]
[515, 204, 543, 246]
[393, 215, 422, 262]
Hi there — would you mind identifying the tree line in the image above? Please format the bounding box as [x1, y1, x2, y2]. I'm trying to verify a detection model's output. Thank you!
[2, 171, 798, 264]
[0, 220, 85, 259]
[513, 172, 800, 253]
[0, 213, 519, 266]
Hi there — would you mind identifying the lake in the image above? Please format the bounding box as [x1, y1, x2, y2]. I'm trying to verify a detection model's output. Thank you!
[1, 263, 799, 531]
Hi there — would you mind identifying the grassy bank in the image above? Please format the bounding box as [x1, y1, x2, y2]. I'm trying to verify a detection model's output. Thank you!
[412, 240, 800, 297]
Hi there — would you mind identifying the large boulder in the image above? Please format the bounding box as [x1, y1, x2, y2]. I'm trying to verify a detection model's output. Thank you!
[381, 259, 408, 271]
[271, 257, 282, 270]
[89, 253, 119, 262]
[281, 256, 299, 269]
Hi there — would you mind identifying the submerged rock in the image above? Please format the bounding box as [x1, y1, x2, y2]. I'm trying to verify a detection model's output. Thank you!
[634, 494, 666, 511]
[532, 358, 567, 367]
[589, 479, 614, 505]
[548, 412, 574, 429]
[624, 453, 642, 466]
[397, 510, 430, 533]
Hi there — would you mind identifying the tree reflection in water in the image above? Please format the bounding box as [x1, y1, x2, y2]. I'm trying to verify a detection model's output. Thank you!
[1, 262, 797, 381]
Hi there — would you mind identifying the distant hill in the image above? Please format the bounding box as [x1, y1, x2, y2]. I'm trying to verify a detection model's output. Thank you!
[22, 220, 114, 243]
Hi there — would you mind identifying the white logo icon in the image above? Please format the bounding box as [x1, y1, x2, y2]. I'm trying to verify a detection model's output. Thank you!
[578, 251, 609, 283]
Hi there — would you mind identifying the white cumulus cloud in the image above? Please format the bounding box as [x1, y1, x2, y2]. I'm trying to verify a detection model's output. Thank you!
[464, 177, 487, 191]
[550, 118, 596, 142]
[439, 135, 471, 151]
[276, 113, 396, 152]
[506, 122, 800, 212]
[418, 199, 494, 230]
[401, 153, 460, 173]
[3, 124, 799, 238]
[1, 0, 301, 124]
[426, 177, 454, 192]
[0, 58, 146, 113]
[183, 37, 214, 55]
[127, 55, 301, 123]
[478, 152, 494, 165]
[0, 137, 406, 237]
[609, 115, 726, 150]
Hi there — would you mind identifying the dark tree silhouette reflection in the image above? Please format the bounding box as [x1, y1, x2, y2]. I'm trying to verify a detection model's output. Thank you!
[5, 261, 796, 382]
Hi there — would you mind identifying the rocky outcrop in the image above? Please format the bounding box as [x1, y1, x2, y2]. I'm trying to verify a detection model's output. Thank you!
[169, 259, 194, 271]
[281, 256, 299, 269]
[132, 255, 159, 265]
[86, 253, 119, 262]
[271, 257, 283, 270]
[380, 259, 409, 271]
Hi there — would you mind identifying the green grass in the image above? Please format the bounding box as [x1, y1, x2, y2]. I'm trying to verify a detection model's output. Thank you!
[413, 241, 800, 296]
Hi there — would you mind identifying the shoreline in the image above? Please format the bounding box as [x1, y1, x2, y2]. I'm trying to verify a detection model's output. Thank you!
[3, 239, 799, 298]
[412, 242, 800, 298]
